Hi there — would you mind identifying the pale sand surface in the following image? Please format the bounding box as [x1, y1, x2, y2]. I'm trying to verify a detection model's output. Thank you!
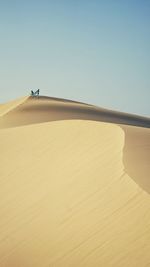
[0, 96, 150, 267]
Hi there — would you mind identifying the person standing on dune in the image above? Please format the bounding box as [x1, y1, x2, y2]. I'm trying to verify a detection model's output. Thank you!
[30, 89, 40, 96]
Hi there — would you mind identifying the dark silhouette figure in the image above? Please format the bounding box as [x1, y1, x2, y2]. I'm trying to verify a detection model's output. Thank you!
[31, 89, 40, 96]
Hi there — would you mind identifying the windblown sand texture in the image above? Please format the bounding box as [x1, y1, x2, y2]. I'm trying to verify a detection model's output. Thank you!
[0, 96, 150, 267]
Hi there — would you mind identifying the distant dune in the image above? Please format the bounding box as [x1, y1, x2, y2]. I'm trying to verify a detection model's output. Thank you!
[0, 96, 150, 267]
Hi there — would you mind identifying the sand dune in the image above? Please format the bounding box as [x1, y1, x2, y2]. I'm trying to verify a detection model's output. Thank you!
[0, 96, 28, 117]
[0, 96, 149, 129]
[0, 96, 150, 267]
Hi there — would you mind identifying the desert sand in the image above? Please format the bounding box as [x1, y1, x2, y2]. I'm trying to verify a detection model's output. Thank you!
[0, 96, 150, 267]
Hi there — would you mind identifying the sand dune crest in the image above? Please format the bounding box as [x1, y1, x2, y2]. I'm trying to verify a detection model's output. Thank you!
[0, 96, 149, 129]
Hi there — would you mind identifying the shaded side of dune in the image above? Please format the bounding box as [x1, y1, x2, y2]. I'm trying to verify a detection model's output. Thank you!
[0, 96, 150, 129]
[121, 125, 150, 194]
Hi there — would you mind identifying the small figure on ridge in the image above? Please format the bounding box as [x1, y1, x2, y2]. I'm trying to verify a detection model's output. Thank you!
[30, 89, 40, 96]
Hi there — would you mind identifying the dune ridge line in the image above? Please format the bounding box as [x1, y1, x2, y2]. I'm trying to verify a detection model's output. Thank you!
[0, 95, 149, 129]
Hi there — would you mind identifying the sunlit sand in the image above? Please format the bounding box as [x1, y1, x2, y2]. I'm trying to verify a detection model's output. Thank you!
[0, 96, 150, 267]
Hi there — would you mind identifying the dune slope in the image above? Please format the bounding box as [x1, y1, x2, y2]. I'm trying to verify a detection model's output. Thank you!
[0, 96, 150, 267]
[0, 96, 150, 128]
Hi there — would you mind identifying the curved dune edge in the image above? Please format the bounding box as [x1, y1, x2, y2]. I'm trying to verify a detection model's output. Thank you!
[0, 95, 149, 129]
[0, 96, 29, 117]
[0, 96, 150, 266]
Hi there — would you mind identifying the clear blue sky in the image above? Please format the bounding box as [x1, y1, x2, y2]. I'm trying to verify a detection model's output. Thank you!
[0, 0, 150, 116]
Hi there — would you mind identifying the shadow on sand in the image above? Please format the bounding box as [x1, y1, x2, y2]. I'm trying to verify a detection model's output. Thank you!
[121, 125, 150, 194]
